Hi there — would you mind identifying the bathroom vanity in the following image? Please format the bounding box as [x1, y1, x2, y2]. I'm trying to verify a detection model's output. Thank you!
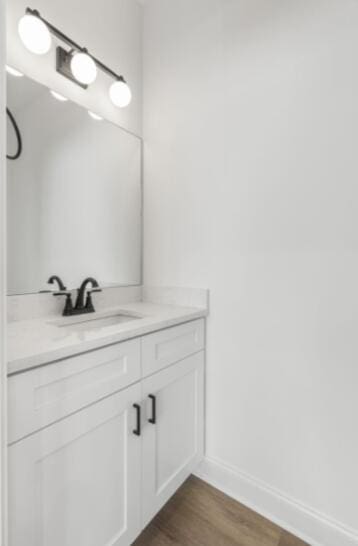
[6, 67, 207, 545]
[7, 303, 206, 546]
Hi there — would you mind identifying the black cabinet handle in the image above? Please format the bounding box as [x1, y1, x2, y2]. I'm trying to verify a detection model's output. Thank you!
[148, 394, 156, 425]
[133, 404, 141, 436]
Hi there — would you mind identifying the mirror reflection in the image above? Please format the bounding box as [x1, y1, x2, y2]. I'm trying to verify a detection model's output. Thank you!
[6, 74, 142, 295]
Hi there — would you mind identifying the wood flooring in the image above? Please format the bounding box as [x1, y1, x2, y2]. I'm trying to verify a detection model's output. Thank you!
[134, 476, 310, 546]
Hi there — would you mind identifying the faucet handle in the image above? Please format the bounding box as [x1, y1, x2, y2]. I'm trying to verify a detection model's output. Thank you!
[84, 287, 102, 313]
[53, 291, 74, 316]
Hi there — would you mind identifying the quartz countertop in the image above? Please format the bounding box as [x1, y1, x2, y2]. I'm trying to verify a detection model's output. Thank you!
[7, 302, 208, 375]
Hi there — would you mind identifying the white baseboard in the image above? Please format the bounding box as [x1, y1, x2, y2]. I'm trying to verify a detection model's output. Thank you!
[194, 456, 358, 546]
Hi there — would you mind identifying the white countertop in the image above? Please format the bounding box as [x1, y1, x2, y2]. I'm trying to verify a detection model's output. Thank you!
[7, 302, 207, 375]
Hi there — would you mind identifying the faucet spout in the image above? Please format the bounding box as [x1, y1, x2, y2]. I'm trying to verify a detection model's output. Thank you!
[75, 277, 100, 311]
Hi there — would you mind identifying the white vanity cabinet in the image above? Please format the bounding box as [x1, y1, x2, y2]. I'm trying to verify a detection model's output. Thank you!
[8, 319, 205, 546]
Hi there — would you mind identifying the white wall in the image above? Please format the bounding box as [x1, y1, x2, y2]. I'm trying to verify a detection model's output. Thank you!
[143, 1, 358, 543]
[7, 0, 143, 135]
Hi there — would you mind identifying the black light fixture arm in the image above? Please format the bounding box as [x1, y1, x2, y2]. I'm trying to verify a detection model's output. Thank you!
[26, 7, 127, 83]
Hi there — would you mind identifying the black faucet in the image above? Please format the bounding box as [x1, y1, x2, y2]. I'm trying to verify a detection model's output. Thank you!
[75, 277, 102, 313]
[53, 277, 102, 316]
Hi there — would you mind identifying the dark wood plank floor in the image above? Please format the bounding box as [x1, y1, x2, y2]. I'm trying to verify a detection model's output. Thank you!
[134, 476, 309, 546]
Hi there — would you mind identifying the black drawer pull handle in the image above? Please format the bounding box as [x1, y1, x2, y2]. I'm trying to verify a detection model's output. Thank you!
[148, 394, 156, 425]
[133, 404, 141, 436]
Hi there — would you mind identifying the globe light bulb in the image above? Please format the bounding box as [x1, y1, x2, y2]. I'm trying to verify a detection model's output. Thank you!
[109, 79, 132, 108]
[18, 14, 51, 55]
[71, 52, 97, 85]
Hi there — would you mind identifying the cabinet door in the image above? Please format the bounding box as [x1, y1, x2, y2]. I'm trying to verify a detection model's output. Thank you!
[141, 351, 204, 526]
[8, 383, 142, 546]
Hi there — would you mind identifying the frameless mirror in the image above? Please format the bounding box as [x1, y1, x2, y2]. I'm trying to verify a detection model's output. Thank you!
[6, 74, 142, 295]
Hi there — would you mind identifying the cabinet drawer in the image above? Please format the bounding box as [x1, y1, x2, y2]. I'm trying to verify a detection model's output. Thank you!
[8, 339, 141, 444]
[141, 319, 205, 377]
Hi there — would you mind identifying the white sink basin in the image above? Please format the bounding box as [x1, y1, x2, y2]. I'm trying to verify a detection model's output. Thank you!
[52, 312, 141, 333]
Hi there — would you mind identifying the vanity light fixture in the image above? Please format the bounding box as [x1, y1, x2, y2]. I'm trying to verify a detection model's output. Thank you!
[18, 8, 132, 108]
[88, 111, 103, 121]
[50, 90, 68, 102]
[6, 65, 24, 77]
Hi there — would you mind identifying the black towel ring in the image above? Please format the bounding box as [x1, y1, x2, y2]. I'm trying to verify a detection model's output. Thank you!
[6, 107, 22, 160]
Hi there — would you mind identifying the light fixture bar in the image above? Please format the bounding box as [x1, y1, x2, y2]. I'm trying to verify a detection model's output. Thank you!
[25, 7, 127, 84]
